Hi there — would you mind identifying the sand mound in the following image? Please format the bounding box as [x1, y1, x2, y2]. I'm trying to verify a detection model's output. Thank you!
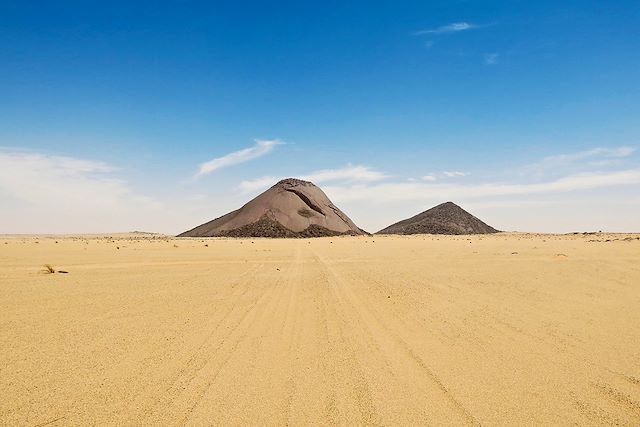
[178, 178, 366, 237]
[377, 201, 499, 235]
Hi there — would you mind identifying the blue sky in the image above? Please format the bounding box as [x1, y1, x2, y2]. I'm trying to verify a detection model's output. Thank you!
[1, 1, 639, 233]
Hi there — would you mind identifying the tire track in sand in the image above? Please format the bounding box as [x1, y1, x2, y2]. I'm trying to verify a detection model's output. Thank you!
[310, 251, 381, 425]
[173, 253, 305, 425]
[181, 247, 306, 425]
[135, 261, 284, 424]
[313, 251, 479, 425]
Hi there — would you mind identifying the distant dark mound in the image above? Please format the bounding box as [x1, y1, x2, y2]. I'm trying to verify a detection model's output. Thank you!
[377, 201, 499, 235]
[178, 178, 367, 238]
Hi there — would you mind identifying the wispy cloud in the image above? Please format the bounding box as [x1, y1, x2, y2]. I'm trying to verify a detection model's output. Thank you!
[238, 164, 389, 194]
[415, 22, 477, 35]
[419, 171, 468, 180]
[0, 151, 121, 204]
[238, 166, 473, 194]
[0, 150, 162, 233]
[543, 147, 635, 164]
[525, 146, 636, 175]
[324, 169, 640, 203]
[484, 53, 499, 65]
[238, 176, 280, 193]
[304, 164, 389, 184]
[3, 146, 637, 234]
[443, 171, 469, 177]
[196, 139, 283, 177]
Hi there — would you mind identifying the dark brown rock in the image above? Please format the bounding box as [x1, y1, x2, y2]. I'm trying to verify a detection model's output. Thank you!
[377, 202, 499, 235]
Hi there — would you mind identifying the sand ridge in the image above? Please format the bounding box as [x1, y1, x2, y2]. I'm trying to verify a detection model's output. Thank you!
[1, 233, 639, 425]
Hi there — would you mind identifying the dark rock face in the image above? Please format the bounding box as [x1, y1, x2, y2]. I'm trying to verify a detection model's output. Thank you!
[377, 202, 499, 235]
[178, 178, 366, 238]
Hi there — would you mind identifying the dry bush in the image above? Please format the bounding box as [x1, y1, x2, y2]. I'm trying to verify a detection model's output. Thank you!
[43, 264, 56, 274]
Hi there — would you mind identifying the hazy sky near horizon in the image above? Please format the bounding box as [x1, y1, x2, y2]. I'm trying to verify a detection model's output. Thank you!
[1, 1, 639, 234]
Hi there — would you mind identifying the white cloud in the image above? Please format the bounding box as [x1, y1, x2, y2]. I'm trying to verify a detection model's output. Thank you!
[484, 53, 499, 65]
[524, 146, 636, 176]
[0, 150, 163, 233]
[238, 165, 389, 194]
[415, 22, 477, 35]
[238, 176, 280, 193]
[543, 146, 635, 164]
[196, 139, 283, 177]
[419, 172, 468, 180]
[323, 169, 640, 203]
[303, 164, 389, 184]
[3, 146, 638, 235]
[443, 171, 469, 177]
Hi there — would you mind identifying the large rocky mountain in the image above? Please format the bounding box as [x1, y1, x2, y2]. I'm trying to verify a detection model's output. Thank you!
[377, 201, 499, 235]
[178, 178, 367, 238]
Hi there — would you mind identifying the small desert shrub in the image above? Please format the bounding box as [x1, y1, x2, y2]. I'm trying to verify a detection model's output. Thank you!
[43, 264, 56, 274]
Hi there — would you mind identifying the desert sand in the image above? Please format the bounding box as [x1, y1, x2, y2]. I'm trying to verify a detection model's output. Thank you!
[1, 233, 639, 425]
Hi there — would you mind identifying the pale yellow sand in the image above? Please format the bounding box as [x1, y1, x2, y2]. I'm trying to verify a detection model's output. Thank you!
[1, 233, 639, 426]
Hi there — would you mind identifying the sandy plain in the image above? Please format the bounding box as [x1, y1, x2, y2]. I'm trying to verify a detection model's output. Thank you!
[1, 233, 639, 426]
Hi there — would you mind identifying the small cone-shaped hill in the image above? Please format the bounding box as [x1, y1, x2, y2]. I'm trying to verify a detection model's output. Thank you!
[377, 201, 499, 235]
[178, 178, 367, 238]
